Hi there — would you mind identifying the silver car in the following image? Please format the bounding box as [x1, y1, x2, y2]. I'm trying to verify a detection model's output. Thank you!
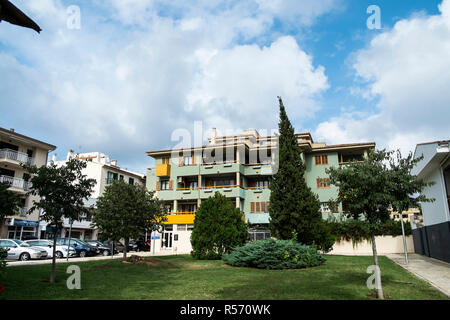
[25, 239, 77, 259]
[0, 239, 48, 261]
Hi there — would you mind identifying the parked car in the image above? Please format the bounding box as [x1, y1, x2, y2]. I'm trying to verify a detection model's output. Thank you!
[127, 241, 138, 252]
[24, 239, 76, 259]
[85, 240, 117, 256]
[0, 239, 48, 261]
[56, 238, 99, 257]
[103, 240, 125, 253]
[130, 239, 151, 252]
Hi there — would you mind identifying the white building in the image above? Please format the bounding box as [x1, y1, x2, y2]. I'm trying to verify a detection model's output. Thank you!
[411, 140, 450, 263]
[39, 151, 145, 240]
[0, 127, 56, 240]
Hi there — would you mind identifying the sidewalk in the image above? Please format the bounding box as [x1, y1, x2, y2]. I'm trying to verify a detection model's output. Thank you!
[387, 253, 450, 298]
[6, 250, 178, 267]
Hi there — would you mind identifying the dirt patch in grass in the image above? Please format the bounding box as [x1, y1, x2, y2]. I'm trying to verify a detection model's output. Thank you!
[367, 292, 392, 300]
[122, 255, 178, 268]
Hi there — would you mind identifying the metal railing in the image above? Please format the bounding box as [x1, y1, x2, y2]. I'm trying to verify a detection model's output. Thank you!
[0, 175, 31, 191]
[0, 148, 34, 165]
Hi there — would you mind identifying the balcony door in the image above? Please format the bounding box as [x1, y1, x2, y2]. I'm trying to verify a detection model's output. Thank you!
[0, 168, 15, 177]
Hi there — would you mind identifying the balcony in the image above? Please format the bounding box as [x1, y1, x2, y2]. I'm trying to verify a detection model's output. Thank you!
[156, 163, 171, 177]
[0, 175, 31, 191]
[0, 148, 34, 166]
[17, 207, 28, 217]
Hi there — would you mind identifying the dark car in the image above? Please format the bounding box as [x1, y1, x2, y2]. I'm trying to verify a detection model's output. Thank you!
[56, 238, 99, 257]
[103, 240, 125, 253]
[86, 240, 117, 256]
[130, 239, 151, 252]
[127, 241, 138, 252]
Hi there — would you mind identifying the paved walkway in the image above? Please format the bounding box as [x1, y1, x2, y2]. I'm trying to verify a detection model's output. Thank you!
[387, 253, 450, 298]
[6, 250, 178, 267]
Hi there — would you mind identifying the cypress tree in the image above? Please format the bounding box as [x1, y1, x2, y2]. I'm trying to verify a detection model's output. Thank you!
[269, 97, 326, 247]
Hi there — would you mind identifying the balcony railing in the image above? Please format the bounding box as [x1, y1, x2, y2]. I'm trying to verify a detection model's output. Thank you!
[0, 175, 31, 191]
[0, 148, 34, 165]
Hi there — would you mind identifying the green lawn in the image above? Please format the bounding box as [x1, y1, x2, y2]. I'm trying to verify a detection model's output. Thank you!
[1, 254, 447, 300]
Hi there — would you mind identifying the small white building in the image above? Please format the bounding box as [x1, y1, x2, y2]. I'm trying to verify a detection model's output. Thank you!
[39, 151, 145, 240]
[0, 127, 56, 240]
[411, 140, 450, 263]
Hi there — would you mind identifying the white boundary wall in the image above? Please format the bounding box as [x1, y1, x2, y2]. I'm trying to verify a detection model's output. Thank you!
[328, 235, 414, 255]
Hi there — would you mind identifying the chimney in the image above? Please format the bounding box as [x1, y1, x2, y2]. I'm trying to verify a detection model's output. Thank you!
[52, 153, 57, 163]
[111, 160, 118, 166]
[211, 128, 217, 145]
[10, 128, 14, 132]
[66, 149, 74, 161]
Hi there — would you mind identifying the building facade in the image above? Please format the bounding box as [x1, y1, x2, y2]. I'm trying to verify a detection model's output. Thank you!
[146, 129, 375, 254]
[0, 127, 56, 240]
[411, 140, 450, 263]
[39, 151, 145, 240]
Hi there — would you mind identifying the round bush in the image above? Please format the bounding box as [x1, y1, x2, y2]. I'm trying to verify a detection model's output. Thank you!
[222, 239, 326, 269]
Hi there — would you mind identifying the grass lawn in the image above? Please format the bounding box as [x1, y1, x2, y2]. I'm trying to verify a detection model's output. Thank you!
[1, 254, 448, 300]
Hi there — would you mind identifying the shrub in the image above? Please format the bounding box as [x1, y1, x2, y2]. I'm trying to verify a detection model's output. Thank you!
[0, 248, 7, 281]
[191, 192, 248, 260]
[326, 217, 412, 245]
[222, 239, 326, 269]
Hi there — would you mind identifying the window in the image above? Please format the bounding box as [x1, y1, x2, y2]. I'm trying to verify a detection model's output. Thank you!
[177, 224, 187, 231]
[119, 175, 124, 180]
[161, 180, 170, 190]
[249, 179, 269, 188]
[316, 178, 330, 189]
[183, 156, 193, 166]
[315, 155, 328, 165]
[250, 202, 270, 213]
[129, 177, 135, 185]
[320, 203, 330, 213]
[107, 171, 118, 184]
[188, 181, 198, 189]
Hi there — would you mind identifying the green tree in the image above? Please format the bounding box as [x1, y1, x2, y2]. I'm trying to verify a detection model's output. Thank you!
[269, 97, 333, 251]
[92, 180, 166, 258]
[24, 159, 96, 283]
[326, 149, 433, 299]
[0, 182, 21, 219]
[191, 192, 248, 260]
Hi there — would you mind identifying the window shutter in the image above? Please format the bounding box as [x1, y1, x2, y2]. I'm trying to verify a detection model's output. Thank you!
[315, 156, 320, 165]
[316, 178, 320, 188]
[179, 156, 183, 166]
[156, 181, 161, 191]
[255, 202, 261, 213]
[250, 202, 255, 213]
[192, 155, 196, 165]
[169, 180, 173, 190]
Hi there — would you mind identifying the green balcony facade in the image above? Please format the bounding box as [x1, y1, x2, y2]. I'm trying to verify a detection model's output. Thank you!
[146, 131, 375, 228]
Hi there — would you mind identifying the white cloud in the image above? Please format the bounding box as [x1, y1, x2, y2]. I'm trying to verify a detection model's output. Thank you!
[0, 0, 333, 173]
[315, 0, 450, 155]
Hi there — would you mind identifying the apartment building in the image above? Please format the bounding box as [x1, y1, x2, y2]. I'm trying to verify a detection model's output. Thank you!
[411, 140, 450, 263]
[146, 129, 375, 254]
[39, 151, 145, 240]
[0, 127, 56, 240]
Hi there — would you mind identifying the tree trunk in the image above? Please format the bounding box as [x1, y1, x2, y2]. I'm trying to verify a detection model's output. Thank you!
[123, 238, 128, 259]
[50, 232, 58, 283]
[370, 232, 384, 299]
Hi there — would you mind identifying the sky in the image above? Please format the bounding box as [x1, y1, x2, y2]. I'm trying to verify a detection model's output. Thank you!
[0, 0, 449, 174]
